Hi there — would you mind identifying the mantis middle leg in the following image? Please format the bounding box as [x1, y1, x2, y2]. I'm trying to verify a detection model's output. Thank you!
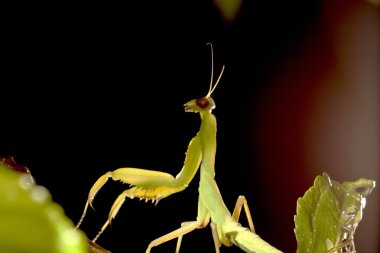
[232, 195, 255, 233]
[206, 196, 256, 253]
[146, 197, 210, 253]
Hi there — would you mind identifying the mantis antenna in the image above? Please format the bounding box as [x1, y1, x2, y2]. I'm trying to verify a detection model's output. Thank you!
[206, 43, 225, 98]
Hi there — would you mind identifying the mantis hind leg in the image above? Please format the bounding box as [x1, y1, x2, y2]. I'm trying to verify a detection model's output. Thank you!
[232, 195, 255, 233]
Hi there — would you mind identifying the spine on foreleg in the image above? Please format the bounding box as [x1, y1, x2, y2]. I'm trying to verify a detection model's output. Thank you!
[223, 222, 283, 253]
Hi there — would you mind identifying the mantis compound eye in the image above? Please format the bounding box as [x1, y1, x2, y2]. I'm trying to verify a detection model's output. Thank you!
[196, 97, 210, 109]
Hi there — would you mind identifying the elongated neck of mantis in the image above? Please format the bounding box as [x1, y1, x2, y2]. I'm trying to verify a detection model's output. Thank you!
[199, 111, 217, 178]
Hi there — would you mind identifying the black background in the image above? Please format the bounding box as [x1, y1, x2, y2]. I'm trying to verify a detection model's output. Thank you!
[2, 1, 368, 253]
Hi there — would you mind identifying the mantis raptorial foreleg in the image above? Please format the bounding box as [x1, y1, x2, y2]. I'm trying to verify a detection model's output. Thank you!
[76, 136, 202, 240]
[76, 168, 182, 232]
[93, 180, 188, 241]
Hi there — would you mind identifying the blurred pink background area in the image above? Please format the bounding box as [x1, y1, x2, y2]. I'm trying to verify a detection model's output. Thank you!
[250, 0, 379, 252]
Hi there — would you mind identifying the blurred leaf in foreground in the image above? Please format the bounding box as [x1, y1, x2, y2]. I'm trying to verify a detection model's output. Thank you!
[0, 161, 88, 253]
[294, 173, 375, 253]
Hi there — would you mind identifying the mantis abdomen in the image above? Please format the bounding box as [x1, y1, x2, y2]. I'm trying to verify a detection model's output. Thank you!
[223, 220, 282, 253]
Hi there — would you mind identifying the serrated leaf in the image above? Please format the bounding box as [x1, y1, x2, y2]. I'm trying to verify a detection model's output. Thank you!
[295, 173, 375, 253]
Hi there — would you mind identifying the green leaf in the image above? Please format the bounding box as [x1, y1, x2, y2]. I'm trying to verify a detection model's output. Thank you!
[295, 173, 375, 253]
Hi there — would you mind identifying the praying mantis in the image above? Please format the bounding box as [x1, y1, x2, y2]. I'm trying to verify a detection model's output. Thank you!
[76, 44, 283, 253]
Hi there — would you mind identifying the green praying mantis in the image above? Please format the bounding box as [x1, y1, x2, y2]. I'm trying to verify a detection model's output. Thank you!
[76, 44, 283, 253]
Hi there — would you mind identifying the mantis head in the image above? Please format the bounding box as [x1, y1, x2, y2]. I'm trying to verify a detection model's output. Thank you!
[184, 43, 224, 114]
[184, 96, 216, 113]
